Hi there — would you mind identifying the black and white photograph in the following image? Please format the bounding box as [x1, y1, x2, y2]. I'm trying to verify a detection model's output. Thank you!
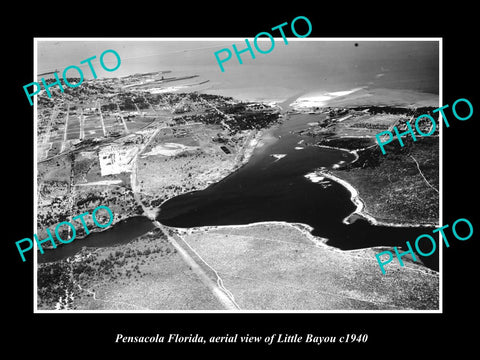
[6, 6, 478, 354]
[34, 39, 441, 312]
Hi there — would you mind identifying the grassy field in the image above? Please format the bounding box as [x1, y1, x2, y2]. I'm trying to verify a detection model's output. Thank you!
[38, 228, 224, 310]
[37, 222, 439, 310]
[334, 113, 400, 138]
[332, 136, 439, 225]
[137, 122, 252, 210]
[177, 223, 439, 310]
[310, 105, 439, 225]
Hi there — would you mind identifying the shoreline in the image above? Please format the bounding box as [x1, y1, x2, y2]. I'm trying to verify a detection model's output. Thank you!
[305, 169, 377, 226]
[147, 93, 438, 234]
[152, 128, 264, 216]
[316, 170, 379, 226]
[313, 169, 437, 228]
[315, 144, 360, 163]
[287, 87, 439, 112]
[169, 220, 331, 246]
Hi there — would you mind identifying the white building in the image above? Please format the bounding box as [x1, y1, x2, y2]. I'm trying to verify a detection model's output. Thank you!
[98, 144, 140, 176]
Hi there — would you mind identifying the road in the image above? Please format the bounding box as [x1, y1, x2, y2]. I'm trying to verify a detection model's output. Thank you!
[116, 103, 130, 134]
[198, 96, 232, 131]
[79, 108, 85, 140]
[153, 221, 240, 310]
[60, 103, 69, 153]
[97, 100, 107, 137]
[410, 154, 439, 194]
[128, 121, 240, 310]
[42, 104, 59, 145]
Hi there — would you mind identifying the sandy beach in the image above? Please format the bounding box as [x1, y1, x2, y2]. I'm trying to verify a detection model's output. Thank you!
[289, 87, 439, 111]
[309, 169, 378, 225]
[290, 87, 365, 109]
[307, 169, 438, 228]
